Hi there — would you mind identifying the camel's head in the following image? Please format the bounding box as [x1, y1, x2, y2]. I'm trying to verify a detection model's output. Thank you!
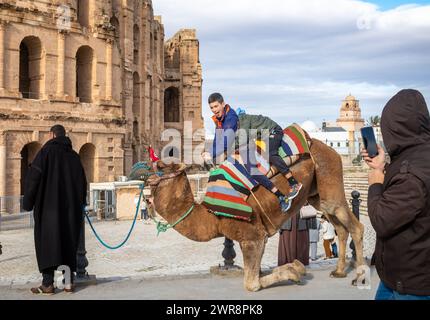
[156, 161, 187, 175]
[147, 161, 188, 189]
[147, 161, 192, 210]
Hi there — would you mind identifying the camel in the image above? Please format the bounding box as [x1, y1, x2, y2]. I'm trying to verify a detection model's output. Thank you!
[147, 138, 365, 292]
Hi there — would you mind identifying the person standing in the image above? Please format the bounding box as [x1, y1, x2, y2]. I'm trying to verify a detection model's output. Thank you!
[23, 125, 87, 295]
[331, 235, 338, 258]
[362, 89, 430, 300]
[321, 215, 335, 259]
[308, 216, 321, 261]
[278, 212, 310, 266]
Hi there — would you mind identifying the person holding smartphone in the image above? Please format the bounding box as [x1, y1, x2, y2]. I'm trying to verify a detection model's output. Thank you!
[361, 89, 430, 300]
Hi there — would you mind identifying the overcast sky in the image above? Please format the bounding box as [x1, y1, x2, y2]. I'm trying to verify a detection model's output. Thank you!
[154, 0, 430, 135]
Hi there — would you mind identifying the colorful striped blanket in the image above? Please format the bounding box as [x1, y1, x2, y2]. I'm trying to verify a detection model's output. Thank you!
[202, 156, 258, 222]
[203, 123, 310, 222]
[256, 123, 310, 176]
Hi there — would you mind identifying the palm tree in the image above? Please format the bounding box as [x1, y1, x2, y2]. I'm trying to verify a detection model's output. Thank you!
[368, 116, 381, 127]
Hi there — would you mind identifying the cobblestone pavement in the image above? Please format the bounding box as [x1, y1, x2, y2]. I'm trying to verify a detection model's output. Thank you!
[0, 214, 376, 289]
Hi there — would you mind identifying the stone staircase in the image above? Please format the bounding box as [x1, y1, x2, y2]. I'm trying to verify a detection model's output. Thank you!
[343, 169, 369, 216]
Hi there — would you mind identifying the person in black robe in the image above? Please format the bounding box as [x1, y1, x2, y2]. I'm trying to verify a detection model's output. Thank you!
[23, 125, 87, 295]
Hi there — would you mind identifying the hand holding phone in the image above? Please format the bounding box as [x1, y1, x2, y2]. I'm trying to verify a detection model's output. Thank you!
[361, 145, 386, 172]
[361, 127, 379, 158]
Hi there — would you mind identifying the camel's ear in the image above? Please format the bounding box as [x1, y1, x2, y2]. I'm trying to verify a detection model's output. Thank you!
[177, 163, 187, 172]
[156, 161, 168, 170]
[171, 163, 187, 173]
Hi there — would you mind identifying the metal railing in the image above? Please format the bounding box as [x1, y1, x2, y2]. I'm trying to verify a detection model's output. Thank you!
[0, 196, 34, 231]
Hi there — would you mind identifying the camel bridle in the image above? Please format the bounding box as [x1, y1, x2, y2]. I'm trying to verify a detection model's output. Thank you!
[146, 164, 195, 235]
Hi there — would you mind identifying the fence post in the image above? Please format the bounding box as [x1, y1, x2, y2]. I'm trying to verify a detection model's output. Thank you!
[76, 215, 89, 279]
[210, 237, 243, 276]
[349, 191, 361, 261]
[222, 238, 236, 268]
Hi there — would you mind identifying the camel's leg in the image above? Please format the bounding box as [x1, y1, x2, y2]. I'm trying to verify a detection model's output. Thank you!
[308, 196, 349, 275]
[326, 213, 349, 278]
[239, 240, 265, 292]
[259, 262, 303, 289]
[330, 204, 366, 284]
[309, 139, 366, 283]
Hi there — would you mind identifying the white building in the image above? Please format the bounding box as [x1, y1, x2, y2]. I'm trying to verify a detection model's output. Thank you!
[301, 120, 361, 156]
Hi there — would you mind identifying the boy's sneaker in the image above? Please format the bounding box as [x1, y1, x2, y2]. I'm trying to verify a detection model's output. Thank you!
[288, 183, 303, 201]
[278, 196, 292, 213]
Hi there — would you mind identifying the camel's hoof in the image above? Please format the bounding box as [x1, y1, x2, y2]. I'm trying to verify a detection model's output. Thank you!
[245, 283, 262, 292]
[330, 270, 347, 278]
[287, 267, 301, 283]
[292, 260, 306, 276]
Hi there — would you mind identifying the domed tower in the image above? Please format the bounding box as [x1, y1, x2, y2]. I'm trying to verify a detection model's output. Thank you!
[336, 94, 365, 155]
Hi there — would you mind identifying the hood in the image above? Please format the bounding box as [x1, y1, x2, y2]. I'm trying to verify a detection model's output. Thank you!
[45, 136, 73, 149]
[381, 89, 430, 158]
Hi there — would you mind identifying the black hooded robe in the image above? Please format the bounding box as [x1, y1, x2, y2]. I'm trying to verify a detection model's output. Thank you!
[23, 136, 87, 273]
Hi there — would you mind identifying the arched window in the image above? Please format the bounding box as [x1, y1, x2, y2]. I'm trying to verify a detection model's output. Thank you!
[110, 16, 120, 44]
[20, 142, 42, 195]
[150, 32, 153, 60]
[133, 72, 140, 117]
[132, 119, 139, 164]
[77, 0, 90, 27]
[164, 87, 180, 123]
[76, 46, 94, 103]
[19, 36, 43, 99]
[133, 25, 140, 65]
[79, 143, 96, 183]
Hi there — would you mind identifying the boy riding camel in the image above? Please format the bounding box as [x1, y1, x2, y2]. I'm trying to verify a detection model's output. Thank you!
[202, 93, 302, 212]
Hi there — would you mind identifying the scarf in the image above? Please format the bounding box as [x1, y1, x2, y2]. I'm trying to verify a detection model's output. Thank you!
[212, 105, 231, 129]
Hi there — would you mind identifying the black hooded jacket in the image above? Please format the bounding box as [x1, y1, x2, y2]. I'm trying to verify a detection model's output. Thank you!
[368, 89, 430, 295]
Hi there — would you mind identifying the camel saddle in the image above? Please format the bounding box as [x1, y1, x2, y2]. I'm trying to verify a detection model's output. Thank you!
[256, 123, 313, 179]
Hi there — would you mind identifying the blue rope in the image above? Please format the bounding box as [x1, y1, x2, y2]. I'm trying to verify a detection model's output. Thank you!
[84, 184, 145, 250]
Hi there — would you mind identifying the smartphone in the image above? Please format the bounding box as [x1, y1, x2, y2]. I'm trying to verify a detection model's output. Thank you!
[361, 126, 379, 158]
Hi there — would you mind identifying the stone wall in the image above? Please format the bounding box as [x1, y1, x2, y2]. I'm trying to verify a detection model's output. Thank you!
[0, 0, 204, 197]
[164, 29, 205, 165]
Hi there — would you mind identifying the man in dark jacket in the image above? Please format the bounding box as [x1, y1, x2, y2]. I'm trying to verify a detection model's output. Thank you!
[23, 125, 87, 295]
[362, 89, 430, 300]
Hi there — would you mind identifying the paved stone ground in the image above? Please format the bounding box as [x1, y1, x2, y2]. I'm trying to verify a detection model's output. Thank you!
[0, 215, 377, 299]
[0, 267, 379, 300]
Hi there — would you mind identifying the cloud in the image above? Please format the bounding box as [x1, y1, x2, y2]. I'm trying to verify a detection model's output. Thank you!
[153, 0, 430, 136]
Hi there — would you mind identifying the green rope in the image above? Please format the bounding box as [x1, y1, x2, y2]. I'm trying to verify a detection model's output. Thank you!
[152, 204, 195, 236]
[84, 184, 145, 250]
